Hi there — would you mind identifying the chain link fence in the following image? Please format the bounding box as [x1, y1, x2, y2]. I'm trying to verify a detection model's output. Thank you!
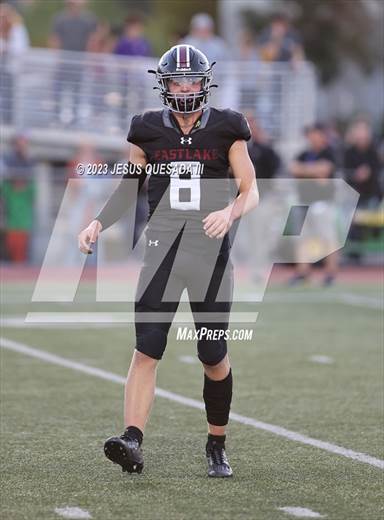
[1, 48, 316, 147]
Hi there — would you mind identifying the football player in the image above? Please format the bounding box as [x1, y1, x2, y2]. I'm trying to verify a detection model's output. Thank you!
[78, 45, 259, 477]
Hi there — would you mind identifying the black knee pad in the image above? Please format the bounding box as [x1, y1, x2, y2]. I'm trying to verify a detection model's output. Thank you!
[197, 337, 228, 366]
[135, 327, 168, 360]
[203, 369, 233, 426]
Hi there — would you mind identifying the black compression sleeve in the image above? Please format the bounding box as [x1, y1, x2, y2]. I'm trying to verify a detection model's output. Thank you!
[95, 166, 146, 231]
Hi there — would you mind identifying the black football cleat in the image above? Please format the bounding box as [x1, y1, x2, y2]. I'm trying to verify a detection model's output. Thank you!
[206, 442, 233, 478]
[104, 433, 144, 474]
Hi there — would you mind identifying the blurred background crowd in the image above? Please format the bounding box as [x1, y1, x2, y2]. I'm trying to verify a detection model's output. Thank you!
[0, 0, 383, 278]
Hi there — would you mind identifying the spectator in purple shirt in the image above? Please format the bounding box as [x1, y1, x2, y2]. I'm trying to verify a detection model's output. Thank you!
[113, 14, 152, 57]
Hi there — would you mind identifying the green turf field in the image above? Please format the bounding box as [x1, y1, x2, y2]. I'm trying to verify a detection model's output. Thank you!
[1, 279, 383, 520]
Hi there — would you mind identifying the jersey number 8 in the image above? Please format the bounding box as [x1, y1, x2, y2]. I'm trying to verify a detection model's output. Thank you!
[169, 161, 201, 211]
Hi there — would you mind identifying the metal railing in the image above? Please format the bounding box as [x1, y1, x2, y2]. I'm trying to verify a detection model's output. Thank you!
[1, 48, 316, 145]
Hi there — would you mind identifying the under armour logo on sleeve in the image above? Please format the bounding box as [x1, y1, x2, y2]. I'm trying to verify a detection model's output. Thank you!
[180, 137, 192, 145]
[148, 240, 159, 247]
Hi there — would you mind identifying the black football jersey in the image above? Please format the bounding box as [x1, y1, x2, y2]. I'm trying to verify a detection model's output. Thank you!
[127, 107, 250, 250]
[96, 107, 251, 252]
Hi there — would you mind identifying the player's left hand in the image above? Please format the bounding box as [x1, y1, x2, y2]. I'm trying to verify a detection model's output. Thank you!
[202, 207, 234, 239]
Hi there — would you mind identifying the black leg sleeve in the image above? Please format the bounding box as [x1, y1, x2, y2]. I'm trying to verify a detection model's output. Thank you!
[203, 369, 233, 426]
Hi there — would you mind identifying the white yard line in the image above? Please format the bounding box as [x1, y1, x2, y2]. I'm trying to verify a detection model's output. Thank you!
[337, 292, 383, 310]
[278, 506, 324, 518]
[178, 355, 198, 364]
[1, 336, 383, 470]
[309, 355, 334, 365]
[54, 507, 92, 519]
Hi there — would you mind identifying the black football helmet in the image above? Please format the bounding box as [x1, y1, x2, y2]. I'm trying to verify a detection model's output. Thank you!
[149, 45, 214, 114]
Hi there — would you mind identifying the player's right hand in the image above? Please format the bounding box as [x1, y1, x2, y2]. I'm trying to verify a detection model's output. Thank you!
[78, 219, 102, 254]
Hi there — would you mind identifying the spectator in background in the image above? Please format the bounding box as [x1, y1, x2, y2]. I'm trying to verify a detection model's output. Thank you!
[245, 113, 282, 284]
[113, 14, 152, 124]
[343, 120, 382, 261]
[289, 123, 338, 286]
[49, 0, 98, 125]
[246, 114, 280, 185]
[256, 14, 304, 139]
[181, 13, 234, 110]
[113, 14, 152, 57]
[258, 13, 304, 65]
[344, 120, 381, 208]
[324, 120, 344, 169]
[2, 133, 35, 177]
[49, 0, 97, 52]
[1, 133, 35, 263]
[0, 2, 29, 55]
[0, 2, 30, 124]
[180, 13, 227, 64]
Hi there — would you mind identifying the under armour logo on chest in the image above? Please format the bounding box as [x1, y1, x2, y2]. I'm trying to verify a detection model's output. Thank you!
[148, 239, 159, 247]
[180, 137, 192, 145]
